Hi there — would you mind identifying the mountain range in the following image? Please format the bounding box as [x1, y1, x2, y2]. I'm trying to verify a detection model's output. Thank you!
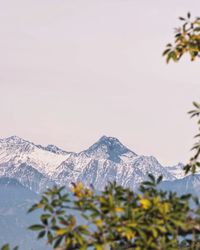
[1, 135, 200, 249]
[0, 135, 188, 193]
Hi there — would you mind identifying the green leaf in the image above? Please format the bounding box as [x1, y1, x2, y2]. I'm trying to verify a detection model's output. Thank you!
[37, 230, 46, 239]
[40, 214, 51, 220]
[28, 204, 39, 213]
[28, 224, 45, 231]
[47, 231, 53, 244]
[194, 27, 200, 32]
[162, 48, 171, 56]
[53, 237, 63, 249]
[142, 181, 155, 186]
[157, 175, 163, 184]
[179, 17, 185, 21]
[193, 102, 200, 109]
[56, 228, 68, 236]
[147, 174, 156, 184]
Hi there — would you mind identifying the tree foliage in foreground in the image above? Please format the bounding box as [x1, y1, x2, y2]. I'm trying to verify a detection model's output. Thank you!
[163, 13, 200, 63]
[163, 13, 200, 175]
[25, 177, 200, 249]
[184, 102, 200, 174]
[2, 177, 200, 250]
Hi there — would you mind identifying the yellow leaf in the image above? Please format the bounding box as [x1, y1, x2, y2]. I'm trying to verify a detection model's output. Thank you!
[123, 230, 135, 240]
[95, 219, 103, 227]
[117, 227, 122, 233]
[65, 237, 71, 247]
[114, 207, 124, 213]
[85, 189, 93, 197]
[94, 243, 103, 250]
[56, 228, 68, 236]
[69, 217, 76, 228]
[140, 199, 151, 209]
[99, 197, 107, 204]
[152, 196, 160, 205]
[71, 182, 84, 197]
[127, 223, 137, 228]
[160, 202, 171, 214]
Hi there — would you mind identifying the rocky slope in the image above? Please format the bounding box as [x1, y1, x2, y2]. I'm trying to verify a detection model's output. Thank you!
[0, 135, 184, 192]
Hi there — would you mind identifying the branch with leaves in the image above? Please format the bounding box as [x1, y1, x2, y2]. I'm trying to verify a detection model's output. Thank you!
[184, 102, 200, 174]
[163, 13, 200, 175]
[163, 13, 200, 63]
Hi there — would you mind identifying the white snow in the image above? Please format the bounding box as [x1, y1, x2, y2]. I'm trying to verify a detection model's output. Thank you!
[0, 135, 188, 191]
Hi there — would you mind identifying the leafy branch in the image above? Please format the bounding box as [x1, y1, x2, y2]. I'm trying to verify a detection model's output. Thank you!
[184, 102, 200, 174]
[163, 13, 200, 63]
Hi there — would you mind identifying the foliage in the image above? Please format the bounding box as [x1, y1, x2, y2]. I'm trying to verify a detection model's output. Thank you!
[27, 177, 200, 250]
[163, 13, 200, 63]
[184, 102, 200, 174]
[163, 13, 200, 174]
[0, 244, 18, 250]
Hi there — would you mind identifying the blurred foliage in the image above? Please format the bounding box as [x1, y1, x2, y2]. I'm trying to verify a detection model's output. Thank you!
[184, 102, 200, 174]
[27, 177, 200, 250]
[163, 13, 200, 62]
[0, 245, 18, 250]
[163, 13, 200, 174]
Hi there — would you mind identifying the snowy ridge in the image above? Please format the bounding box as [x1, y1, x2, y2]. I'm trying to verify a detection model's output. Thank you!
[0, 135, 187, 192]
[0, 136, 70, 176]
[165, 163, 186, 179]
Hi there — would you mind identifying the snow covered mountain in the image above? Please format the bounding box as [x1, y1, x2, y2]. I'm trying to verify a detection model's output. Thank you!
[165, 163, 186, 179]
[0, 136, 69, 192]
[0, 136, 70, 175]
[0, 135, 187, 192]
[55, 136, 176, 190]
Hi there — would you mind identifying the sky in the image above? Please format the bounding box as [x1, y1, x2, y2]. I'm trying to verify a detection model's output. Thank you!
[0, 0, 200, 165]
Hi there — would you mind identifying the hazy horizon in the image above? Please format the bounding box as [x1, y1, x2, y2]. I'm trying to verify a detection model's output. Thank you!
[0, 0, 200, 165]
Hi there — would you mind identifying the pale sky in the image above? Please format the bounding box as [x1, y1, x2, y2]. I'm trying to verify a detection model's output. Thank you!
[0, 0, 200, 165]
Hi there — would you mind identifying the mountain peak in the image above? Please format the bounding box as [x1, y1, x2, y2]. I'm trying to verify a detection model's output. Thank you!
[44, 144, 70, 155]
[0, 136, 36, 154]
[98, 135, 120, 143]
[91, 135, 127, 149]
[5, 135, 23, 141]
[1, 135, 32, 145]
[84, 136, 137, 162]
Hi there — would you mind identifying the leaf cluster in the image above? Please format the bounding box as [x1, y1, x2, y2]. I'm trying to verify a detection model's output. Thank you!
[163, 13, 200, 62]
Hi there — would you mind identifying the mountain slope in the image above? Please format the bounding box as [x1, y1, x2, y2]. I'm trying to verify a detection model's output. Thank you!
[0, 136, 70, 192]
[0, 162, 55, 193]
[0, 177, 49, 250]
[0, 135, 184, 191]
[160, 174, 200, 196]
[0, 136, 70, 176]
[55, 136, 175, 189]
